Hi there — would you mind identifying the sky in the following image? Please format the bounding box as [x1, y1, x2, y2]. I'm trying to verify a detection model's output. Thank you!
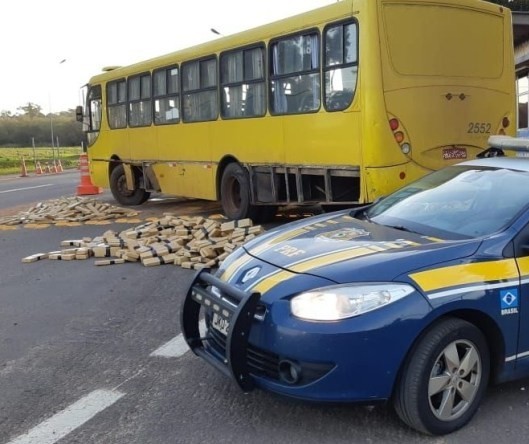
[2, 0, 337, 115]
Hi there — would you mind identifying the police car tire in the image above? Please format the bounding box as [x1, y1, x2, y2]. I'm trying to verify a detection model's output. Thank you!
[220, 163, 260, 221]
[110, 164, 150, 206]
[393, 318, 490, 435]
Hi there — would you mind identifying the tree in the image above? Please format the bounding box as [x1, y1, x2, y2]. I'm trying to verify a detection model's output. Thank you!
[0, 105, 82, 147]
[488, 0, 529, 11]
[16, 102, 44, 119]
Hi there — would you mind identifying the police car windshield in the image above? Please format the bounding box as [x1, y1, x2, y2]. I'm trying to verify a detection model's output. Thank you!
[366, 165, 529, 239]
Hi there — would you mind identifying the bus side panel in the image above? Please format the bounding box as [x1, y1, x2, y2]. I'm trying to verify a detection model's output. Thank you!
[89, 159, 111, 189]
[129, 127, 158, 162]
[282, 112, 361, 167]
[156, 122, 215, 200]
[152, 163, 215, 200]
[88, 126, 130, 187]
[211, 117, 284, 165]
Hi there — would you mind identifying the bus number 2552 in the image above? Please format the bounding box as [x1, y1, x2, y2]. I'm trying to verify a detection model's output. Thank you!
[467, 122, 491, 134]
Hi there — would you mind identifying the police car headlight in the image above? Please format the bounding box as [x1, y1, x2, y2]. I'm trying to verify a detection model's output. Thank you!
[291, 283, 414, 321]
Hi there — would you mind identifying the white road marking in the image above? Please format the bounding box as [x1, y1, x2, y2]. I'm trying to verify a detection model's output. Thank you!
[150, 320, 205, 358]
[6, 389, 125, 444]
[0, 184, 53, 194]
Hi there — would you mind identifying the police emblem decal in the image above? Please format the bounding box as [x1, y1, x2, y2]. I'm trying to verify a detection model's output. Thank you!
[500, 288, 519, 316]
[240, 266, 261, 284]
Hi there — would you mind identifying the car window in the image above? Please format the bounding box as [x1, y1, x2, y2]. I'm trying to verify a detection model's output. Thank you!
[366, 166, 529, 239]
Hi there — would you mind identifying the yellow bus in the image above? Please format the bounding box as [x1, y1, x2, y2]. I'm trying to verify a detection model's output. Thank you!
[78, 0, 515, 221]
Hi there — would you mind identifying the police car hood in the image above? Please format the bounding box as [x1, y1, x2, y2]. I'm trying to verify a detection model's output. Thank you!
[242, 211, 480, 283]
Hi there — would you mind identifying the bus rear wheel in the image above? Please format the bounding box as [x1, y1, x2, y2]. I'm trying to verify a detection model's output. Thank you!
[220, 163, 260, 221]
[110, 164, 150, 206]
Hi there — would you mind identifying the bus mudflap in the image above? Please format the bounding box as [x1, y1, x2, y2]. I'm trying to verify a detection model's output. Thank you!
[181, 269, 261, 392]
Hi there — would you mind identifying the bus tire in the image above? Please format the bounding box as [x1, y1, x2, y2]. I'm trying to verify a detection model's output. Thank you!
[220, 163, 259, 221]
[110, 164, 150, 206]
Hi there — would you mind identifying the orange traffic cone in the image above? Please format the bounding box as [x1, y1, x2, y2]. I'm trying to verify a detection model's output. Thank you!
[51, 160, 58, 174]
[35, 161, 43, 175]
[20, 158, 28, 177]
[57, 159, 64, 173]
[76, 153, 102, 195]
[44, 163, 51, 174]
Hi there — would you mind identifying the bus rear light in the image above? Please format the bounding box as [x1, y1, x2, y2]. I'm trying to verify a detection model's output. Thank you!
[394, 132, 405, 143]
[389, 118, 399, 131]
[498, 128, 506, 135]
[400, 143, 411, 154]
[502, 117, 510, 128]
[388, 114, 410, 155]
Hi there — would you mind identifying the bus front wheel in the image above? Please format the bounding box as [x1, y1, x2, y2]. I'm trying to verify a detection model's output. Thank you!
[220, 163, 259, 221]
[110, 164, 150, 206]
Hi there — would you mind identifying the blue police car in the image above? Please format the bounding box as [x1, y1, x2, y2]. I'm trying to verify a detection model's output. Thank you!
[182, 137, 529, 435]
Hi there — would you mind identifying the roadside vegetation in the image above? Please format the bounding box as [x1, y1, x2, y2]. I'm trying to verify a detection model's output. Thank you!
[0, 102, 84, 175]
[0, 147, 83, 175]
[0, 103, 83, 148]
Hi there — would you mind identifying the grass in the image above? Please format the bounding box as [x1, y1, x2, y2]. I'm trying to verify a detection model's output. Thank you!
[0, 147, 83, 175]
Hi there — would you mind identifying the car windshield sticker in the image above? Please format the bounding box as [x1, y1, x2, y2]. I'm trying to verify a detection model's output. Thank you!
[500, 288, 519, 316]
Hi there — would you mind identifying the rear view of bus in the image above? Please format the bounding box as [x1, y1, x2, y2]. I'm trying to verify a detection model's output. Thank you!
[364, 0, 515, 200]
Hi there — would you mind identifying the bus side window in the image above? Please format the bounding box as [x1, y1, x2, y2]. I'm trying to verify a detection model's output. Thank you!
[326, 89, 353, 111]
[324, 21, 358, 112]
[182, 58, 218, 123]
[220, 45, 266, 119]
[270, 31, 320, 115]
[107, 80, 127, 129]
[154, 67, 180, 125]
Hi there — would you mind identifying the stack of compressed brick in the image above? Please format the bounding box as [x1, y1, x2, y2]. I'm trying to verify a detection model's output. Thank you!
[22, 214, 265, 269]
[0, 196, 139, 226]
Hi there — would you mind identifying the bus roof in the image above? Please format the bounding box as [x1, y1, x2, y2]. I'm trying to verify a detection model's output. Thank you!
[89, 0, 504, 83]
[89, 1, 351, 83]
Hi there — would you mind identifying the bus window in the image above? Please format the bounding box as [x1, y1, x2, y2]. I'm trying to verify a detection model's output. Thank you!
[182, 57, 218, 122]
[85, 85, 102, 146]
[154, 66, 180, 125]
[220, 46, 266, 119]
[107, 79, 127, 129]
[128, 73, 152, 127]
[324, 21, 357, 111]
[89, 86, 102, 131]
[270, 31, 320, 115]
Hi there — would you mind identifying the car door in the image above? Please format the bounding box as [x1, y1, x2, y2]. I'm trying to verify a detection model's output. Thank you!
[512, 223, 529, 371]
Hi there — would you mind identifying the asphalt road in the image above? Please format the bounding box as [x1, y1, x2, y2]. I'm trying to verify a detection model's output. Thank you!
[0, 171, 81, 210]
[1, 172, 529, 443]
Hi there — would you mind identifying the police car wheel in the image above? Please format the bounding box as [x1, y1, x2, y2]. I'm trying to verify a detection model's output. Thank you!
[394, 318, 490, 435]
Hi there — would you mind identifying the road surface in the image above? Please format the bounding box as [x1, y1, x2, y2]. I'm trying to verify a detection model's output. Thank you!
[0, 172, 527, 444]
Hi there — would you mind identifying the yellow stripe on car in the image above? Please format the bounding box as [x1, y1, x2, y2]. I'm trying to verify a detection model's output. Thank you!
[410, 259, 519, 293]
[222, 227, 309, 281]
[250, 242, 416, 294]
